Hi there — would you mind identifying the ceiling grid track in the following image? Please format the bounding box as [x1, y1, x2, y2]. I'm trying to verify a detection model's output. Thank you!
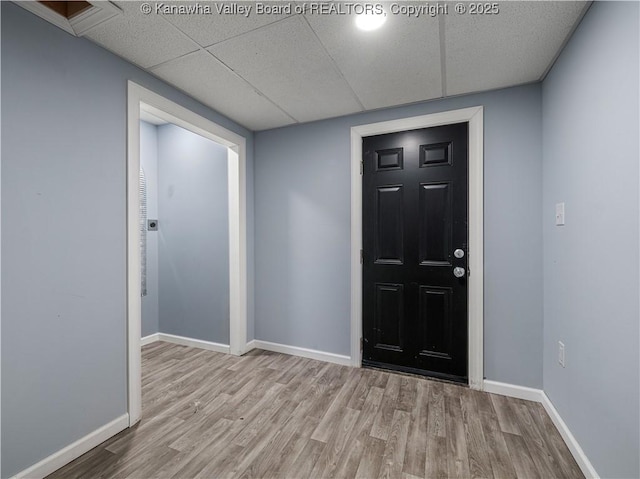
[201, 13, 298, 49]
[299, 14, 366, 111]
[203, 49, 299, 123]
[152, 11, 299, 125]
[439, 14, 447, 98]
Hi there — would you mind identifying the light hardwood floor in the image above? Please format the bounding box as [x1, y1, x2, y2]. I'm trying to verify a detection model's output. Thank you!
[47, 342, 583, 479]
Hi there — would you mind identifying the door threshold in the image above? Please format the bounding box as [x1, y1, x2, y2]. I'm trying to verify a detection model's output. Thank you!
[362, 360, 468, 386]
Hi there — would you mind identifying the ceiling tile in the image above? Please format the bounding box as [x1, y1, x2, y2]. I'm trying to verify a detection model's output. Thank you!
[445, 1, 588, 96]
[84, 1, 198, 69]
[208, 15, 363, 123]
[304, 10, 442, 110]
[159, 1, 293, 47]
[152, 51, 295, 131]
[79, 1, 590, 130]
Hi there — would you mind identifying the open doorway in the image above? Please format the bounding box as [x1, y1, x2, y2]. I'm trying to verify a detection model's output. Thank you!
[139, 111, 231, 349]
[126, 81, 248, 426]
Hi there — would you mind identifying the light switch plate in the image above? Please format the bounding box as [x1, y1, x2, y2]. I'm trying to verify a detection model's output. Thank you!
[555, 203, 565, 226]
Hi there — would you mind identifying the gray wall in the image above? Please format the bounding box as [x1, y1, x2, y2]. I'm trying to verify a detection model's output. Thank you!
[4, 1, 637, 477]
[542, 2, 639, 477]
[0, 3, 253, 477]
[140, 121, 160, 338]
[157, 124, 230, 344]
[254, 84, 544, 388]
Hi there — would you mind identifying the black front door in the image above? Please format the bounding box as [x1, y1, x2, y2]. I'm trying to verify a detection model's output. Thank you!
[362, 123, 469, 383]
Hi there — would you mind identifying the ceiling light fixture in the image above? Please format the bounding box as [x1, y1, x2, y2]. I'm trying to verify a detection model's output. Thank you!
[355, 10, 387, 31]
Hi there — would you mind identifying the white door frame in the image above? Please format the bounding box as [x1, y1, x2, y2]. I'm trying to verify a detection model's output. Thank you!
[126, 81, 248, 425]
[350, 106, 484, 390]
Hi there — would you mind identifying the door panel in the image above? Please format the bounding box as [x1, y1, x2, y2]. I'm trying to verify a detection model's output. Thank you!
[375, 186, 404, 264]
[417, 286, 453, 359]
[419, 182, 452, 265]
[376, 148, 403, 170]
[420, 141, 452, 167]
[373, 283, 404, 352]
[362, 123, 468, 383]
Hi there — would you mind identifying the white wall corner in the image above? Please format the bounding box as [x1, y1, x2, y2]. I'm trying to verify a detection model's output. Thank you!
[140, 333, 160, 346]
[244, 339, 257, 353]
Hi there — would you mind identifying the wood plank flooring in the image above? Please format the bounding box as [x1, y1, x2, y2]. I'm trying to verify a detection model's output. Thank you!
[47, 342, 583, 479]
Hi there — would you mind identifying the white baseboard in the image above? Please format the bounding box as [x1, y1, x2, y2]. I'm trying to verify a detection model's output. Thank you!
[141, 333, 160, 346]
[153, 333, 230, 354]
[145, 335, 348, 365]
[251, 339, 352, 366]
[540, 392, 599, 479]
[483, 380, 545, 402]
[483, 380, 599, 479]
[11, 414, 129, 479]
[244, 339, 257, 352]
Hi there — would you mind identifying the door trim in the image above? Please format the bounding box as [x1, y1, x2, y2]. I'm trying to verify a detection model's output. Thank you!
[126, 81, 248, 426]
[350, 106, 484, 390]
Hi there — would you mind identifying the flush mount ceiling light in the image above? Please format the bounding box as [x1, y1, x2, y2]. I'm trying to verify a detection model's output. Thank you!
[355, 10, 387, 31]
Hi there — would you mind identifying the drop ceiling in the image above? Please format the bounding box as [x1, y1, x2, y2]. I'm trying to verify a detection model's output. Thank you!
[35, 1, 591, 131]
